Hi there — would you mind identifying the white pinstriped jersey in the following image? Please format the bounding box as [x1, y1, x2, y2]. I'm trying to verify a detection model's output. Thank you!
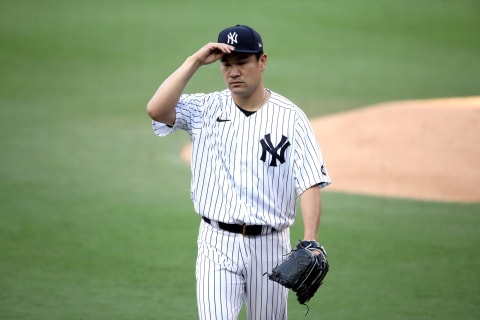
[153, 89, 331, 230]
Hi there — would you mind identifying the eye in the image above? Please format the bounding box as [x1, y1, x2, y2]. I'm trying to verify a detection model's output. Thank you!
[235, 59, 249, 65]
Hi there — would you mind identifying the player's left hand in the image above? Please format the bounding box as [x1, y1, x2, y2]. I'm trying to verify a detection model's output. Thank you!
[267, 240, 329, 305]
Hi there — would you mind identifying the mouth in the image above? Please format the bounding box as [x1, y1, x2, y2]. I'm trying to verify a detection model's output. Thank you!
[229, 81, 243, 86]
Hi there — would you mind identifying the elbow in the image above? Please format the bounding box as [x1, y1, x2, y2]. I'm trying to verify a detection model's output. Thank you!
[146, 100, 175, 125]
[146, 102, 159, 120]
[146, 99, 165, 121]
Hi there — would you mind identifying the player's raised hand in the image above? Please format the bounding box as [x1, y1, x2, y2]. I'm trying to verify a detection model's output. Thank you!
[191, 43, 235, 65]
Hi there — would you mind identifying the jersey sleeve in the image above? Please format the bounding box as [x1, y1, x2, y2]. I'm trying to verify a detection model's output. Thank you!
[293, 111, 331, 195]
[151, 93, 207, 137]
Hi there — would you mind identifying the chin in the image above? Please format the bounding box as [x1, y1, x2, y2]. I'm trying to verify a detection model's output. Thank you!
[229, 85, 248, 94]
[228, 87, 243, 95]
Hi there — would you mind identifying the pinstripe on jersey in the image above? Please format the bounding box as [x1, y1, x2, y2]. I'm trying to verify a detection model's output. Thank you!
[153, 89, 331, 230]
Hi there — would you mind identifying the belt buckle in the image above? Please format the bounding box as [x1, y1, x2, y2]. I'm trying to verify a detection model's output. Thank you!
[242, 224, 249, 236]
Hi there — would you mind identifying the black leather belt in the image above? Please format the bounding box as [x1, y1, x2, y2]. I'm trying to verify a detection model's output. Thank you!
[202, 217, 274, 236]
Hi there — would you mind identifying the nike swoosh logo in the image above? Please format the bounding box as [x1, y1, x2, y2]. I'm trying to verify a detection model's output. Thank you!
[216, 117, 231, 122]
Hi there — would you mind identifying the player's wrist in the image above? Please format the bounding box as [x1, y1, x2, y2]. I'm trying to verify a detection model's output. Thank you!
[300, 240, 320, 248]
[299, 240, 327, 257]
[302, 238, 318, 242]
[184, 55, 203, 70]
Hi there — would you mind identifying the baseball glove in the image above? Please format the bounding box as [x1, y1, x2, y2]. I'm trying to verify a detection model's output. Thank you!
[268, 240, 329, 305]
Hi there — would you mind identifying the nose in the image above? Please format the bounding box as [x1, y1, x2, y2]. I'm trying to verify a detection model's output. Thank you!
[229, 65, 240, 78]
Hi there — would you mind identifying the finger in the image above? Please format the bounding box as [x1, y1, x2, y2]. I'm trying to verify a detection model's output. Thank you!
[210, 45, 234, 61]
[216, 44, 235, 54]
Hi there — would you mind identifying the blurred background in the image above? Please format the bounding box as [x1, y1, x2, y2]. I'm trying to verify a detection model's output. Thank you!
[1, 0, 479, 319]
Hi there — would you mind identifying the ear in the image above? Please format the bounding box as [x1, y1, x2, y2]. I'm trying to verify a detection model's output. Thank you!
[259, 54, 267, 71]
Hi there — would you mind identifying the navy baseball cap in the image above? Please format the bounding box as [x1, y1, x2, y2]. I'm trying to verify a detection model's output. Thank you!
[218, 25, 264, 53]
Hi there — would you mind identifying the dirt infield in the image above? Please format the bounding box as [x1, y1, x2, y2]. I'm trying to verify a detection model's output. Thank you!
[181, 97, 480, 203]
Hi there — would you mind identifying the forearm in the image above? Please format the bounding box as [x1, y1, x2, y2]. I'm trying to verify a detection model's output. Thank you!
[146, 43, 234, 125]
[146, 56, 201, 125]
[300, 185, 322, 241]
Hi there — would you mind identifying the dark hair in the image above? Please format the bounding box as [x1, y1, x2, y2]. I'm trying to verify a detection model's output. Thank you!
[221, 52, 264, 63]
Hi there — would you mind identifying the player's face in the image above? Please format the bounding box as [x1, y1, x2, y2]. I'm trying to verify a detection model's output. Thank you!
[220, 53, 266, 98]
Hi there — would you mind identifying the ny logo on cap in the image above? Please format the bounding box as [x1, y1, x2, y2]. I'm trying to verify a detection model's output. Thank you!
[227, 32, 238, 45]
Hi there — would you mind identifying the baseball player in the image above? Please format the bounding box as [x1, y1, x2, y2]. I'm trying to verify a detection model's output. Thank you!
[146, 25, 331, 320]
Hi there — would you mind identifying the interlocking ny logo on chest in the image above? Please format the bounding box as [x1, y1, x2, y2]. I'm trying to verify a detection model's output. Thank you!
[260, 134, 291, 167]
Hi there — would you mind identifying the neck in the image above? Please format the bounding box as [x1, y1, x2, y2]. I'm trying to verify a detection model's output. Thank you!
[233, 87, 269, 112]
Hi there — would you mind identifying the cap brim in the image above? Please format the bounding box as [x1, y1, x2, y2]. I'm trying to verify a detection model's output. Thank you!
[232, 48, 263, 53]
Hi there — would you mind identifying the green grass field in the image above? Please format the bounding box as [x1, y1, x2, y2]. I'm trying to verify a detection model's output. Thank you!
[1, 0, 479, 319]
